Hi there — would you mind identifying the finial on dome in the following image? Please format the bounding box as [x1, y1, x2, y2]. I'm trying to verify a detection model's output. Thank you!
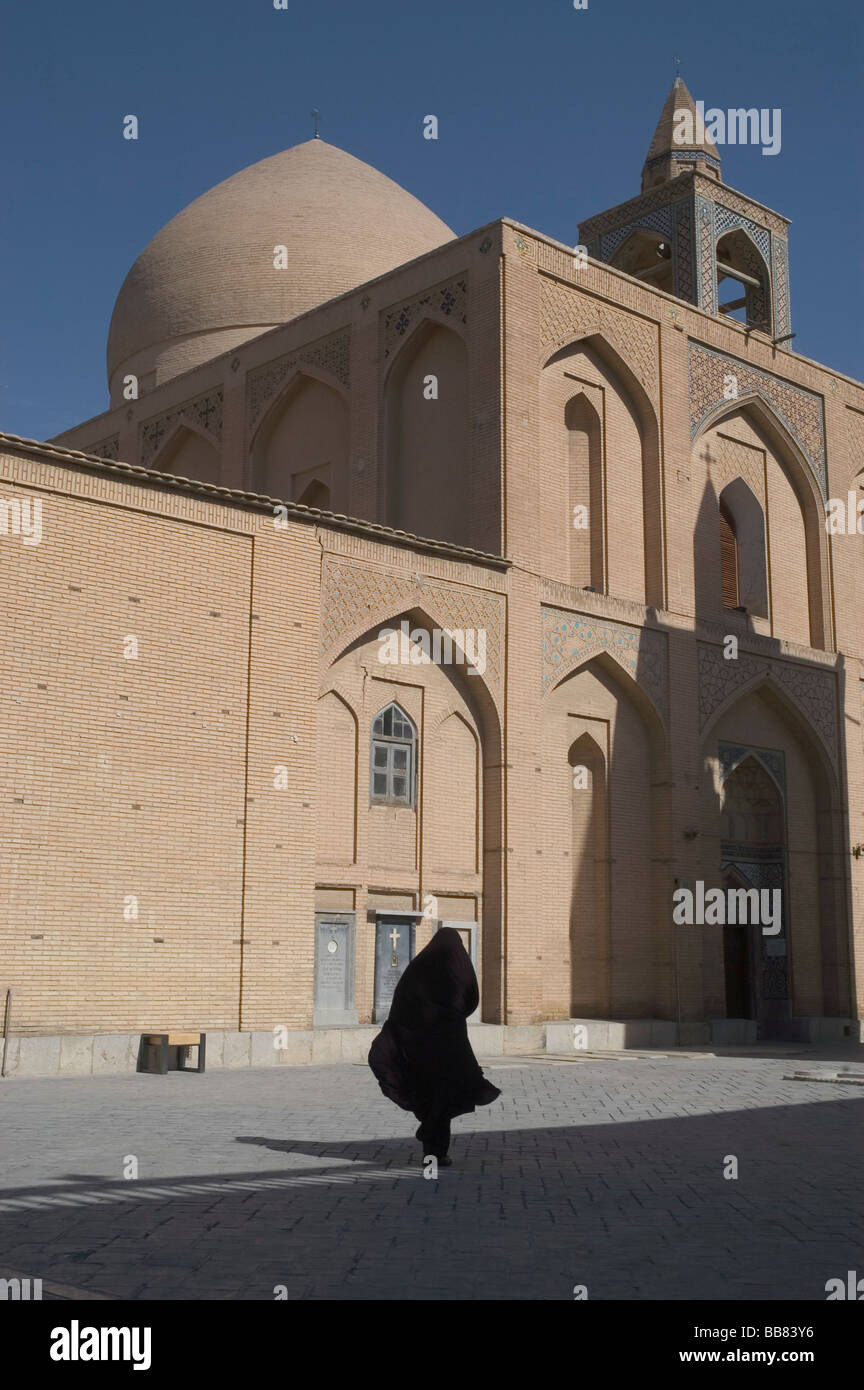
[673, 55, 681, 82]
[312, 109, 321, 139]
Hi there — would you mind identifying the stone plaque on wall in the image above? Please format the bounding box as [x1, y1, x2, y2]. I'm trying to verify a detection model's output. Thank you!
[314, 912, 357, 1026]
[373, 915, 415, 1022]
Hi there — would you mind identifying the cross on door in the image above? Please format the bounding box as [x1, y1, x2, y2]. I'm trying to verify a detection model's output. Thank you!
[389, 926, 400, 965]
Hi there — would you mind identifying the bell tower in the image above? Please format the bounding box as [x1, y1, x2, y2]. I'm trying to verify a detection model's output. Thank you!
[579, 77, 792, 347]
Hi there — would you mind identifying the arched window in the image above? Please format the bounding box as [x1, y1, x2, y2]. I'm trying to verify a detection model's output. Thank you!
[609, 228, 674, 294]
[716, 230, 770, 333]
[370, 703, 416, 806]
[719, 478, 769, 616]
[719, 500, 739, 608]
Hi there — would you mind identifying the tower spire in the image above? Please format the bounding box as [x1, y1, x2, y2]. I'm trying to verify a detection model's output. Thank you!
[641, 75, 722, 192]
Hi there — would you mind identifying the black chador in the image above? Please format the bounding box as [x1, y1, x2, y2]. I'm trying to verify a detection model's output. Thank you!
[368, 928, 501, 1164]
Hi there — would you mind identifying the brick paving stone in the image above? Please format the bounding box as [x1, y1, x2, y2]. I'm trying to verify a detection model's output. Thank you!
[0, 1055, 863, 1299]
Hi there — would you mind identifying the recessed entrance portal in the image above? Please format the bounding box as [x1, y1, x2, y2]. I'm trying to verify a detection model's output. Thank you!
[720, 750, 789, 1039]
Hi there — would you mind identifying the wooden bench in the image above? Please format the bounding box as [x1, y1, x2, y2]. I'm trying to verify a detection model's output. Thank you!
[141, 1032, 206, 1075]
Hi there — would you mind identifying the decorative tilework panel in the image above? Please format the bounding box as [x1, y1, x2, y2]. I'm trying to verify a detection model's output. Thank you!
[87, 435, 120, 462]
[540, 607, 667, 720]
[539, 279, 661, 408]
[705, 183, 787, 237]
[718, 740, 786, 793]
[580, 177, 695, 241]
[846, 407, 864, 475]
[688, 343, 826, 496]
[695, 196, 716, 315]
[382, 276, 468, 360]
[600, 206, 674, 261]
[771, 235, 791, 342]
[674, 198, 695, 303]
[140, 390, 223, 468]
[645, 150, 723, 173]
[714, 204, 771, 263]
[320, 559, 504, 708]
[697, 642, 838, 769]
[246, 329, 351, 432]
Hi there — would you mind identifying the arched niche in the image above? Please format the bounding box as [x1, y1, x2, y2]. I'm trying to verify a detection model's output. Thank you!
[719, 477, 769, 617]
[322, 604, 505, 1022]
[251, 372, 348, 507]
[721, 753, 784, 844]
[568, 730, 609, 1015]
[543, 651, 671, 1019]
[426, 711, 479, 875]
[565, 392, 604, 592]
[693, 398, 832, 649]
[297, 478, 331, 510]
[316, 690, 358, 865]
[154, 424, 221, 485]
[701, 680, 849, 1022]
[542, 335, 663, 608]
[384, 320, 470, 546]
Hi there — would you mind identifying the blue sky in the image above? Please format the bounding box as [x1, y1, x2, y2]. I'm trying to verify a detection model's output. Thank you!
[2, 0, 861, 440]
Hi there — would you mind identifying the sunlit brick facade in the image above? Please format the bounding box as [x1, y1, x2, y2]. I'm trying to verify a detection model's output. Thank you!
[3, 81, 862, 1069]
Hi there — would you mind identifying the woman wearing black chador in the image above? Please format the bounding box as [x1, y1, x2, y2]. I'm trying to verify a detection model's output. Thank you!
[368, 928, 501, 1166]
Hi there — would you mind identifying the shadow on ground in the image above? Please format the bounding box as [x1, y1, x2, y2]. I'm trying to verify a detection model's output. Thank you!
[1, 1094, 862, 1300]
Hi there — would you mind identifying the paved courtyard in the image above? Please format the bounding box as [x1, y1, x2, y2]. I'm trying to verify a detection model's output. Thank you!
[1, 1050, 863, 1300]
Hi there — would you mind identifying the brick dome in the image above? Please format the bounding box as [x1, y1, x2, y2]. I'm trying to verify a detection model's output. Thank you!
[106, 139, 454, 400]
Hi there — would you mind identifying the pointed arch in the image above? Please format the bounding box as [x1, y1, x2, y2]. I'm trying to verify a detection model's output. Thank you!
[427, 702, 477, 740]
[382, 312, 468, 387]
[250, 369, 348, 507]
[720, 752, 784, 841]
[250, 362, 349, 434]
[316, 688, 358, 864]
[426, 710, 480, 874]
[694, 395, 832, 649]
[719, 477, 768, 617]
[609, 228, 674, 293]
[323, 604, 504, 1019]
[716, 227, 771, 332]
[543, 649, 672, 1018]
[545, 645, 667, 750]
[326, 603, 501, 747]
[153, 421, 221, 485]
[383, 318, 470, 546]
[567, 729, 610, 1016]
[696, 391, 824, 504]
[719, 744, 786, 801]
[565, 391, 604, 591]
[296, 478, 331, 510]
[701, 676, 851, 1022]
[543, 332, 664, 607]
[370, 701, 417, 807]
[701, 671, 838, 796]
